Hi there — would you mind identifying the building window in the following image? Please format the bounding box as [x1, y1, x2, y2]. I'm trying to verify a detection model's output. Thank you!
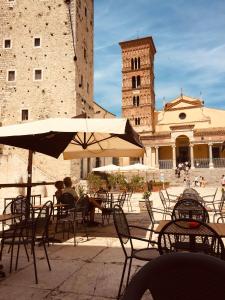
[179, 112, 186, 120]
[135, 117, 141, 125]
[137, 75, 141, 87]
[79, 75, 83, 87]
[21, 109, 29, 121]
[132, 76, 141, 89]
[34, 69, 42, 80]
[136, 96, 140, 106]
[34, 37, 41, 47]
[87, 82, 89, 93]
[85, 6, 87, 17]
[84, 48, 87, 61]
[133, 96, 140, 107]
[7, 70, 16, 81]
[4, 39, 11, 49]
[131, 58, 134, 70]
[138, 57, 141, 68]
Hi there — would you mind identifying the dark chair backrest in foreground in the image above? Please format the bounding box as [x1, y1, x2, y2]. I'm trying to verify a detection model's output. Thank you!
[122, 252, 225, 300]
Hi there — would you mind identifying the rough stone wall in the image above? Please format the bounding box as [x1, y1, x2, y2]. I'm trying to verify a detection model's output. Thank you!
[0, 0, 94, 189]
[120, 38, 156, 133]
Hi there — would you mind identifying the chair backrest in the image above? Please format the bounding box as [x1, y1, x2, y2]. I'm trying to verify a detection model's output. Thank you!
[34, 200, 53, 237]
[218, 190, 225, 212]
[145, 198, 154, 225]
[183, 188, 199, 195]
[113, 205, 132, 255]
[118, 192, 127, 207]
[58, 192, 76, 209]
[158, 218, 225, 259]
[172, 198, 209, 222]
[122, 252, 225, 300]
[159, 191, 167, 209]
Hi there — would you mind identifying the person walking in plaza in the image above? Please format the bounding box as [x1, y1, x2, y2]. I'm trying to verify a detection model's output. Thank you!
[221, 175, 225, 187]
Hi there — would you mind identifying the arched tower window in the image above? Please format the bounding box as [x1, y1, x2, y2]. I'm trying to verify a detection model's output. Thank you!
[137, 75, 141, 87]
[134, 57, 138, 69]
[135, 117, 141, 125]
[132, 76, 136, 88]
[131, 58, 134, 70]
[133, 96, 136, 106]
[138, 57, 141, 69]
[136, 96, 140, 106]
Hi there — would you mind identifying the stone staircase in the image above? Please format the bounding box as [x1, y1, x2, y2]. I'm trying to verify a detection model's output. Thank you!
[161, 168, 225, 187]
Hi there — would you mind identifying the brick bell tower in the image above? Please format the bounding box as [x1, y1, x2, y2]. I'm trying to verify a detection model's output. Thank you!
[119, 36, 156, 133]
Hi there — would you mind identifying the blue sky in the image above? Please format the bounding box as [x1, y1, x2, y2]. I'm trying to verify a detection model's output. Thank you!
[94, 0, 225, 116]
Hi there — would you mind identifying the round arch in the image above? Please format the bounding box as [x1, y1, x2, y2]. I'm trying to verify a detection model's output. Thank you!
[176, 135, 190, 164]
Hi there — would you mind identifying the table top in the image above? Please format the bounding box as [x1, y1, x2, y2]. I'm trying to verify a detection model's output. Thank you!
[0, 213, 21, 222]
[155, 220, 225, 237]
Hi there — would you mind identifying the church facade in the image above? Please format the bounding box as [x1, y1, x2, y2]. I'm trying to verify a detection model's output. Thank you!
[120, 37, 225, 170]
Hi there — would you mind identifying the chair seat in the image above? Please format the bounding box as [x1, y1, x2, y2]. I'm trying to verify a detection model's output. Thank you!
[133, 248, 159, 261]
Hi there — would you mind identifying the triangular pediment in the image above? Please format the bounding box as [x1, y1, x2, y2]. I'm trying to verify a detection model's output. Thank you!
[164, 95, 203, 111]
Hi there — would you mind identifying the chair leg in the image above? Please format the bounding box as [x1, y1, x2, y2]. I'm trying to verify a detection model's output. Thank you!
[126, 257, 133, 287]
[117, 257, 128, 299]
[31, 241, 38, 284]
[43, 241, 51, 271]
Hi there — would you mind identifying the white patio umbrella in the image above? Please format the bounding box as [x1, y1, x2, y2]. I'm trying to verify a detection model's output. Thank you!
[0, 117, 144, 199]
[120, 163, 154, 172]
[0, 117, 144, 159]
[92, 164, 121, 173]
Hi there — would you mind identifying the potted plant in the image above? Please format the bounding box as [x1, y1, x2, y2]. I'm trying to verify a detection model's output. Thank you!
[139, 191, 152, 212]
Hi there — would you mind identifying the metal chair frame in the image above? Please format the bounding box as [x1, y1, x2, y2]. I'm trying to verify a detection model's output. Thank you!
[113, 205, 159, 299]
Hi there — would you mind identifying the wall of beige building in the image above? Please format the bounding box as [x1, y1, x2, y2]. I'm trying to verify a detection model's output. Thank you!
[0, 0, 94, 196]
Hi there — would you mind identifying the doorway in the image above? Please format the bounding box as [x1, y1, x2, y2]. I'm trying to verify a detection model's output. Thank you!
[176, 135, 190, 164]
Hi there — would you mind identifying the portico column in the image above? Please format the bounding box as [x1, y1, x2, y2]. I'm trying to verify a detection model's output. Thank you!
[155, 146, 159, 169]
[144, 146, 152, 167]
[190, 144, 195, 169]
[209, 143, 214, 168]
[172, 145, 176, 169]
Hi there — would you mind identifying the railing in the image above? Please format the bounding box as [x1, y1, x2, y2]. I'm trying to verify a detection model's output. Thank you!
[159, 160, 173, 169]
[213, 158, 225, 168]
[194, 159, 209, 168]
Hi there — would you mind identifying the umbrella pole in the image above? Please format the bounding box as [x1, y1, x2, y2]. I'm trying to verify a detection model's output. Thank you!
[26, 150, 33, 207]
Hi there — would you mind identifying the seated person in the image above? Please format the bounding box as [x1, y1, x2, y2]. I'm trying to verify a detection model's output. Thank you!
[54, 180, 64, 202]
[62, 176, 111, 224]
[62, 177, 79, 201]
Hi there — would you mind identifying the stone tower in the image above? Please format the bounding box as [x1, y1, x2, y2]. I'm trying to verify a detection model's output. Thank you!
[119, 37, 156, 133]
[0, 0, 94, 186]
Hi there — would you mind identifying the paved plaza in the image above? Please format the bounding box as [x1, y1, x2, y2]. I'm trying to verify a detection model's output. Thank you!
[0, 186, 222, 300]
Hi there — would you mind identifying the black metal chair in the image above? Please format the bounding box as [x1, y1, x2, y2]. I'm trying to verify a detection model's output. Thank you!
[163, 189, 178, 206]
[54, 198, 89, 246]
[158, 218, 225, 259]
[159, 191, 174, 218]
[206, 190, 225, 222]
[122, 252, 225, 300]
[113, 205, 159, 299]
[202, 187, 218, 206]
[1, 200, 53, 283]
[172, 198, 209, 222]
[145, 198, 171, 241]
[18, 200, 53, 284]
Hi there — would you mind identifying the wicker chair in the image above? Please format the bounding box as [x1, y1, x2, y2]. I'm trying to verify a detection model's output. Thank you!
[113, 205, 159, 299]
[122, 252, 225, 300]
